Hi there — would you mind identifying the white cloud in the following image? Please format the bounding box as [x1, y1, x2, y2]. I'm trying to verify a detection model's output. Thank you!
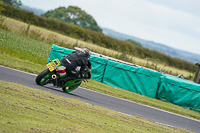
[21, 0, 67, 11]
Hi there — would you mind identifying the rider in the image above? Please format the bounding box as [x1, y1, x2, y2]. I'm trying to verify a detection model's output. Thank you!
[59, 48, 91, 85]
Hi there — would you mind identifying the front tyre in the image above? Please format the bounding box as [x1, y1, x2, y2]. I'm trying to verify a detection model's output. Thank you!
[62, 82, 81, 93]
[35, 69, 51, 85]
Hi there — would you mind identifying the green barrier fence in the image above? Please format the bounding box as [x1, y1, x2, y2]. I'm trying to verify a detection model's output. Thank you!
[157, 75, 200, 112]
[47, 45, 200, 112]
[89, 55, 108, 82]
[102, 60, 162, 98]
[47, 44, 74, 62]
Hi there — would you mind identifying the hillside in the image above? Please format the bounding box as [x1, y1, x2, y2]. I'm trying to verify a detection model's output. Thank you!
[20, 4, 45, 16]
[103, 28, 200, 64]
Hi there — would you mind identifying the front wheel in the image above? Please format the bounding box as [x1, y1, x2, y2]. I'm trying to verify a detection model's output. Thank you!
[62, 82, 81, 93]
[35, 69, 52, 85]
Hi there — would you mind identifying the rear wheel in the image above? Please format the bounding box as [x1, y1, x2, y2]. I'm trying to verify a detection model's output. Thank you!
[35, 69, 52, 85]
[62, 82, 81, 93]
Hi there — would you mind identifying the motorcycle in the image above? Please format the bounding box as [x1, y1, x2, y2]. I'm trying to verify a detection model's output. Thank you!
[35, 58, 91, 92]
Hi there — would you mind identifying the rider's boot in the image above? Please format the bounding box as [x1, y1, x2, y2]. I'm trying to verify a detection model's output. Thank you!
[59, 76, 75, 86]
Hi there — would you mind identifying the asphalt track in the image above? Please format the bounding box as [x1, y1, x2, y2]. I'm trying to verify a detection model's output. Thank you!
[0, 65, 200, 132]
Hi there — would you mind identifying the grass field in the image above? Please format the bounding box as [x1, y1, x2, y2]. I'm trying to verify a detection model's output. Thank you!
[0, 16, 195, 80]
[0, 80, 192, 133]
[0, 27, 200, 121]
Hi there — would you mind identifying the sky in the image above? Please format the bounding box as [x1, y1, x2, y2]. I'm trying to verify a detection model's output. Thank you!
[21, 0, 200, 55]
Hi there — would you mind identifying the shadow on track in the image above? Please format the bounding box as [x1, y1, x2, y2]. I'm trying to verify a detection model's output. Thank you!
[39, 85, 99, 103]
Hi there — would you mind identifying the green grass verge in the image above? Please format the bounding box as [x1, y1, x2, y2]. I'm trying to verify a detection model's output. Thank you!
[0, 53, 46, 74]
[0, 80, 191, 133]
[0, 28, 199, 121]
[0, 28, 51, 64]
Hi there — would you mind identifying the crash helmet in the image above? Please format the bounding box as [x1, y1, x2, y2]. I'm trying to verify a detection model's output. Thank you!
[82, 48, 91, 59]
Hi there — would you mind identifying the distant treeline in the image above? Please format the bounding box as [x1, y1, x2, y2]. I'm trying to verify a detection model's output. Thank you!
[0, 3, 196, 72]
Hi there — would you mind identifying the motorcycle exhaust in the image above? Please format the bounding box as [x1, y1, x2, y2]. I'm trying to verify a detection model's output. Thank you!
[52, 74, 58, 87]
[52, 74, 57, 79]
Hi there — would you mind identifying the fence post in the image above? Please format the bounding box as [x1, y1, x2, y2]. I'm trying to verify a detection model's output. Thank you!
[194, 63, 200, 84]
[26, 24, 30, 34]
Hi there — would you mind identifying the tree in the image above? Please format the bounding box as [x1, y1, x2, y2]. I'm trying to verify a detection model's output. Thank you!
[0, 0, 22, 7]
[42, 6, 102, 32]
[0, 1, 5, 14]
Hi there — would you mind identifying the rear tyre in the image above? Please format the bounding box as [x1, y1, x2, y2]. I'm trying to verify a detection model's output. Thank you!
[62, 82, 81, 93]
[35, 69, 51, 85]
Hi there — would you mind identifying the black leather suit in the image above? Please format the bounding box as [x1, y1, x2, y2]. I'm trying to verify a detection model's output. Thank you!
[60, 50, 88, 80]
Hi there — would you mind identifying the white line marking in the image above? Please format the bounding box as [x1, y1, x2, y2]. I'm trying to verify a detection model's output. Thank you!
[154, 122, 178, 128]
[81, 87, 200, 123]
[116, 111, 181, 129]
